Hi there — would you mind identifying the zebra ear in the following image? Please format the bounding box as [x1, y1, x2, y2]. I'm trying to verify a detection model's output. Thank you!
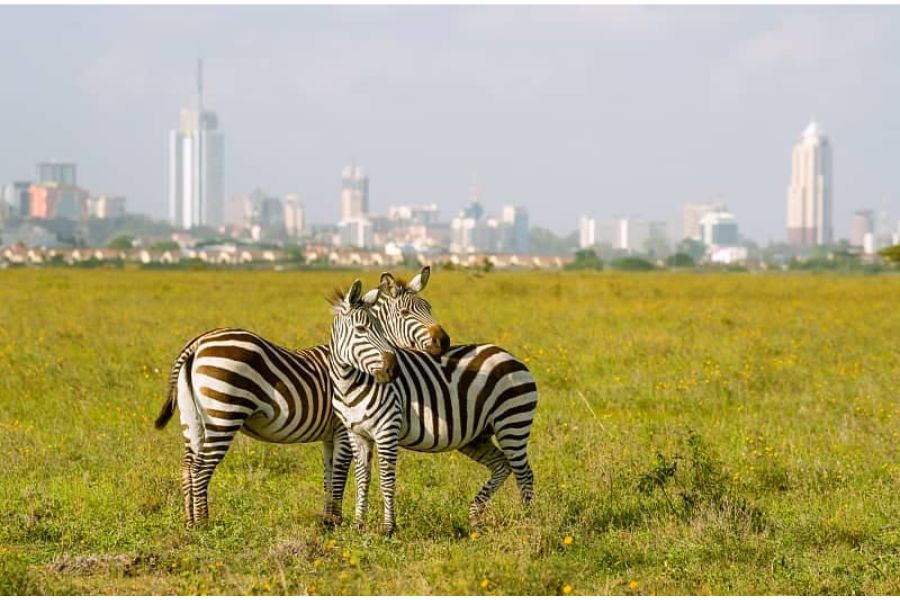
[345, 279, 363, 306]
[408, 265, 431, 294]
[380, 272, 400, 298]
[362, 287, 381, 307]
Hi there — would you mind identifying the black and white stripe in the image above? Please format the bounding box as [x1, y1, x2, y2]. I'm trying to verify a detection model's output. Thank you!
[374, 267, 450, 358]
[154, 269, 450, 529]
[328, 281, 538, 535]
[154, 328, 351, 527]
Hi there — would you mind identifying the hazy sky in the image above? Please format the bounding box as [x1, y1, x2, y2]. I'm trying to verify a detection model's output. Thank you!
[2, 5, 899, 241]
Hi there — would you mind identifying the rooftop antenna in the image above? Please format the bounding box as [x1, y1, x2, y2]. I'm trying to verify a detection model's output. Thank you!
[197, 58, 204, 117]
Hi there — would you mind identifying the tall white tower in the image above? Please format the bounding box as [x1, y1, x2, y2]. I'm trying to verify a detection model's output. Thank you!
[787, 120, 832, 246]
[339, 165, 369, 222]
[168, 60, 225, 230]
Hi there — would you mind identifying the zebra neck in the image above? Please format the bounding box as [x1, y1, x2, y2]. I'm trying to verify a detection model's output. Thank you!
[327, 343, 367, 399]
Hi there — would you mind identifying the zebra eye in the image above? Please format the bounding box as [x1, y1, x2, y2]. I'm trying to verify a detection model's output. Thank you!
[354, 325, 366, 333]
[400, 309, 411, 317]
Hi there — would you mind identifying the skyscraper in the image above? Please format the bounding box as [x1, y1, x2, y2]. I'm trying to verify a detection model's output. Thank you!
[500, 205, 529, 253]
[787, 120, 832, 246]
[698, 210, 739, 246]
[36, 162, 77, 186]
[283, 195, 305, 238]
[682, 202, 724, 241]
[169, 60, 225, 230]
[578, 217, 596, 249]
[850, 209, 875, 248]
[339, 165, 369, 222]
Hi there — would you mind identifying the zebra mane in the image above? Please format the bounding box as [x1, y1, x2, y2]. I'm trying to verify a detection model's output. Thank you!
[327, 285, 377, 314]
[326, 288, 347, 313]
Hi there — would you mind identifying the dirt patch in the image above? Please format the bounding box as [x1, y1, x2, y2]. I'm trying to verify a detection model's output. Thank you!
[47, 553, 159, 576]
[267, 539, 327, 563]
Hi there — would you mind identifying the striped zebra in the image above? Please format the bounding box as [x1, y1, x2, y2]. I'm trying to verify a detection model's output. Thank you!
[328, 280, 538, 536]
[374, 267, 449, 357]
[154, 267, 450, 528]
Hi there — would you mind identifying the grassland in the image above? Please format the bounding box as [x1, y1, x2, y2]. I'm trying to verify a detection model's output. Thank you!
[0, 269, 898, 594]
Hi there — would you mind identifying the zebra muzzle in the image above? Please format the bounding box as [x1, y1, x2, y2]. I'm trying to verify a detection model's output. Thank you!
[374, 351, 398, 383]
[427, 325, 451, 357]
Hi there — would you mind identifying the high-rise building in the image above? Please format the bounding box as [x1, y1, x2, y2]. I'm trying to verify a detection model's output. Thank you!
[340, 165, 369, 222]
[787, 120, 832, 246]
[88, 195, 127, 219]
[500, 205, 529, 253]
[283, 195, 305, 238]
[682, 202, 725, 241]
[168, 60, 225, 230]
[388, 204, 438, 225]
[578, 216, 596, 249]
[698, 210, 739, 246]
[338, 218, 373, 248]
[2, 182, 32, 217]
[850, 210, 875, 248]
[36, 162, 77, 186]
[28, 183, 88, 219]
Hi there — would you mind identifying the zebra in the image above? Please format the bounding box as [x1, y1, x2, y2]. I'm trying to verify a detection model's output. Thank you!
[373, 267, 449, 357]
[154, 267, 450, 528]
[328, 280, 538, 536]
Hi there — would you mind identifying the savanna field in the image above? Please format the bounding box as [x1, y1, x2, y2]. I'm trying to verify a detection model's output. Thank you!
[0, 269, 898, 595]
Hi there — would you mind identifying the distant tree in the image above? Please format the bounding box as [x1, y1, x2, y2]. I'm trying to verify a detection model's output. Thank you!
[108, 235, 134, 250]
[564, 249, 604, 271]
[610, 256, 655, 271]
[676, 238, 707, 262]
[284, 243, 305, 263]
[666, 253, 695, 268]
[151, 240, 180, 251]
[878, 244, 900, 265]
[529, 227, 578, 256]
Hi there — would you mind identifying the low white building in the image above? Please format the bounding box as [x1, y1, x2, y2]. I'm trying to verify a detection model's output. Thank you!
[708, 246, 748, 265]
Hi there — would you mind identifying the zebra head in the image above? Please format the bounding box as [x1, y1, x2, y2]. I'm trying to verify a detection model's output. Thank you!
[329, 279, 398, 384]
[377, 265, 451, 358]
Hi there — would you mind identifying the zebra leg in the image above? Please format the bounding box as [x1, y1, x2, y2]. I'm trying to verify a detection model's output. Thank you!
[349, 433, 374, 532]
[374, 430, 400, 537]
[321, 439, 337, 528]
[181, 442, 196, 528]
[457, 434, 511, 530]
[190, 434, 236, 525]
[495, 431, 534, 506]
[329, 425, 353, 527]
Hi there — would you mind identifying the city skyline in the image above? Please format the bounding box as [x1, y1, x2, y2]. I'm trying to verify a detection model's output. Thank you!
[2, 6, 900, 240]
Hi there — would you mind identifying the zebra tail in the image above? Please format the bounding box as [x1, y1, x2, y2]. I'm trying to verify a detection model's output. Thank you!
[156, 332, 212, 430]
[155, 383, 178, 430]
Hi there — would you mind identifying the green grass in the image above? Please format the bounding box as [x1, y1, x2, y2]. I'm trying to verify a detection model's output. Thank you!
[0, 269, 898, 594]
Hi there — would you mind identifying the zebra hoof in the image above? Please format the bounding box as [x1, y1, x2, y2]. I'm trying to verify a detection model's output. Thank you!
[382, 525, 395, 538]
[321, 514, 341, 530]
[352, 521, 365, 533]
